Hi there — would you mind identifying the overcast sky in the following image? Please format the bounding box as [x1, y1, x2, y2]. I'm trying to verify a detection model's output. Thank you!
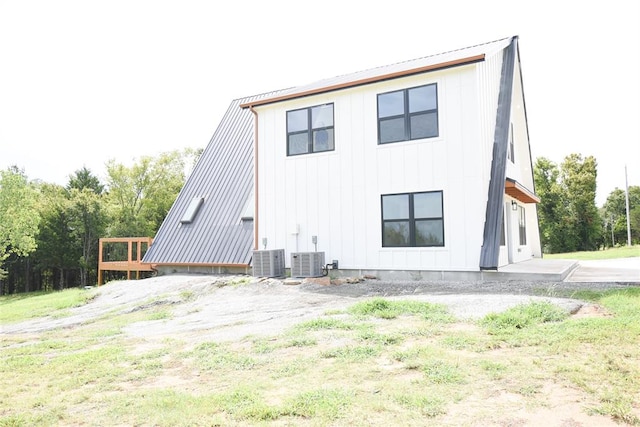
[1, 0, 638, 206]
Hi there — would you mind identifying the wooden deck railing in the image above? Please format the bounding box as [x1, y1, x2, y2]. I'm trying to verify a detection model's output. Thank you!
[98, 237, 154, 285]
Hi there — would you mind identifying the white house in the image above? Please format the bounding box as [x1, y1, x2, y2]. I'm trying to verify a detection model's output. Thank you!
[143, 36, 541, 279]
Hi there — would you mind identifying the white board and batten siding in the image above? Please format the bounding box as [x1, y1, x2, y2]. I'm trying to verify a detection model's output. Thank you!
[257, 55, 510, 272]
[499, 56, 542, 266]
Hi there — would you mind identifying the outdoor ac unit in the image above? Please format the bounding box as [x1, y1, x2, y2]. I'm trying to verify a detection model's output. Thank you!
[291, 252, 325, 278]
[252, 249, 285, 277]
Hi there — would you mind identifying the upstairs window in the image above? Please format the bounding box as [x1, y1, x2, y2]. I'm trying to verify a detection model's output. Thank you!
[381, 191, 444, 247]
[287, 103, 334, 156]
[377, 83, 438, 144]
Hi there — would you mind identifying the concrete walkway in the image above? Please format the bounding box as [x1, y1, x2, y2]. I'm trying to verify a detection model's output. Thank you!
[497, 257, 640, 283]
[496, 258, 578, 281]
[565, 257, 640, 283]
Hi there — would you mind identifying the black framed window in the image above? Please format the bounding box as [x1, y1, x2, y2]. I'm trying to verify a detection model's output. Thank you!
[287, 103, 334, 156]
[377, 84, 438, 144]
[518, 206, 527, 245]
[381, 191, 444, 247]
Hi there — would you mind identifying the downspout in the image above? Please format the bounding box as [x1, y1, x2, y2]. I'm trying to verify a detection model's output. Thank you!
[249, 105, 259, 250]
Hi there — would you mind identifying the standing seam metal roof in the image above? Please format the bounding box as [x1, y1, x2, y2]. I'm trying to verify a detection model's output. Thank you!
[240, 36, 512, 108]
[143, 91, 283, 265]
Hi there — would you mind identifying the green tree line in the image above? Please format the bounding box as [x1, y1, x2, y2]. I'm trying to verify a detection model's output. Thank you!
[0, 148, 201, 294]
[534, 153, 639, 254]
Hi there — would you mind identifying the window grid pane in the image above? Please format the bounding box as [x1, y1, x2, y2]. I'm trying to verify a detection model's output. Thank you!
[415, 219, 444, 246]
[378, 91, 405, 118]
[383, 221, 410, 246]
[288, 132, 309, 155]
[408, 85, 437, 113]
[287, 109, 308, 133]
[379, 117, 406, 144]
[410, 112, 438, 140]
[413, 192, 442, 218]
[382, 194, 409, 219]
[312, 104, 333, 128]
[313, 128, 334, 152]
[287, 103, 334, 156]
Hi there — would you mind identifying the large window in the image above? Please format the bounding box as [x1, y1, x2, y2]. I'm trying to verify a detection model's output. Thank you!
[381, 191, 444, 247]
[518, 206, 527, 245]
[287, 103, 334, 156]
[377, 84, 438, 144]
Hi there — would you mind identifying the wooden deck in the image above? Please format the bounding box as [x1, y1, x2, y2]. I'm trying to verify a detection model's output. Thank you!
[98, 237, 154, 285]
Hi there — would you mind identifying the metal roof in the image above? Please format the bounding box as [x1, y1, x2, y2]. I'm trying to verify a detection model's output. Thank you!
[480, 37, 518, 270]
[240, 36, 513, 109]
[143, 92, 280, 266]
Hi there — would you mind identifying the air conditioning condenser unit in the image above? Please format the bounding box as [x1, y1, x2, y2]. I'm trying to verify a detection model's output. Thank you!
[252, 249, 285, 277]
[291, 252, 325, 278]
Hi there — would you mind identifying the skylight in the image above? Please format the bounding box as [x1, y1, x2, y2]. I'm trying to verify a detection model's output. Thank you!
[180, 197, 204, 224]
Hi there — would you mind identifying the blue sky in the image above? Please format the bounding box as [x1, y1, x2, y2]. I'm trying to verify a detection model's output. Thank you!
[1, 0, 638, 206]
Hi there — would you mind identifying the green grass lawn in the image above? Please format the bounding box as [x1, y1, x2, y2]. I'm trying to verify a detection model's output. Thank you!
[0, 288, 94, 324]
[1, 289, 639, 426]
[544, 245, 640, 260]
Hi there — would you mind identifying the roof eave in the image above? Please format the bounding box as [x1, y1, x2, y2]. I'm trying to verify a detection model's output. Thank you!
[505, 178, 540, 204]
[240, 54, 486, 109]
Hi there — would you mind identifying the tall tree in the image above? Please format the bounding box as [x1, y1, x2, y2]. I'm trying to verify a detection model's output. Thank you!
[534, 154, 602, 253]
[67, 168, 107, 286]
[559, 154, 602, 251]
[0, 167, 40, 290]
[68, 187, 107, 286]
[533, 157, 564, 253]
[33, 183, 78, 290]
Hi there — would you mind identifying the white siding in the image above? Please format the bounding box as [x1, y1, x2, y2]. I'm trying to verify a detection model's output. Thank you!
[476, 49, 504, 194]
[256, 63, 504, 272]
[505, 56, 542, 259]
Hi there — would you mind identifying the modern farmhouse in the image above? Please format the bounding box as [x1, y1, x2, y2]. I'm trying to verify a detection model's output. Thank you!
[143, 35, 541, 279]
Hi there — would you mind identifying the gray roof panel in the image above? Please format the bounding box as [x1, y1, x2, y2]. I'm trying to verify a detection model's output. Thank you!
[143, 91, 280, 265]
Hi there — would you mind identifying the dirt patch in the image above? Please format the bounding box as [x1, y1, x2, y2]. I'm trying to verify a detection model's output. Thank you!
[571, 303, 612, 318]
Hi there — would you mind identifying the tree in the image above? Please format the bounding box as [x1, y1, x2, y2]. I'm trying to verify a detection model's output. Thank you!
[0, 167, 40, 289]
[68, 187, 107, 286]
[603, 186, 640, 245]
[105, 149, 195, 237]
[533, 157, 564, 253]
[66, 168, 108, 286]
[533, 154, 602, 253]
[560, 154, 601, 251]
[67, 166, 104, 195]
[33, 183, 78, 290]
